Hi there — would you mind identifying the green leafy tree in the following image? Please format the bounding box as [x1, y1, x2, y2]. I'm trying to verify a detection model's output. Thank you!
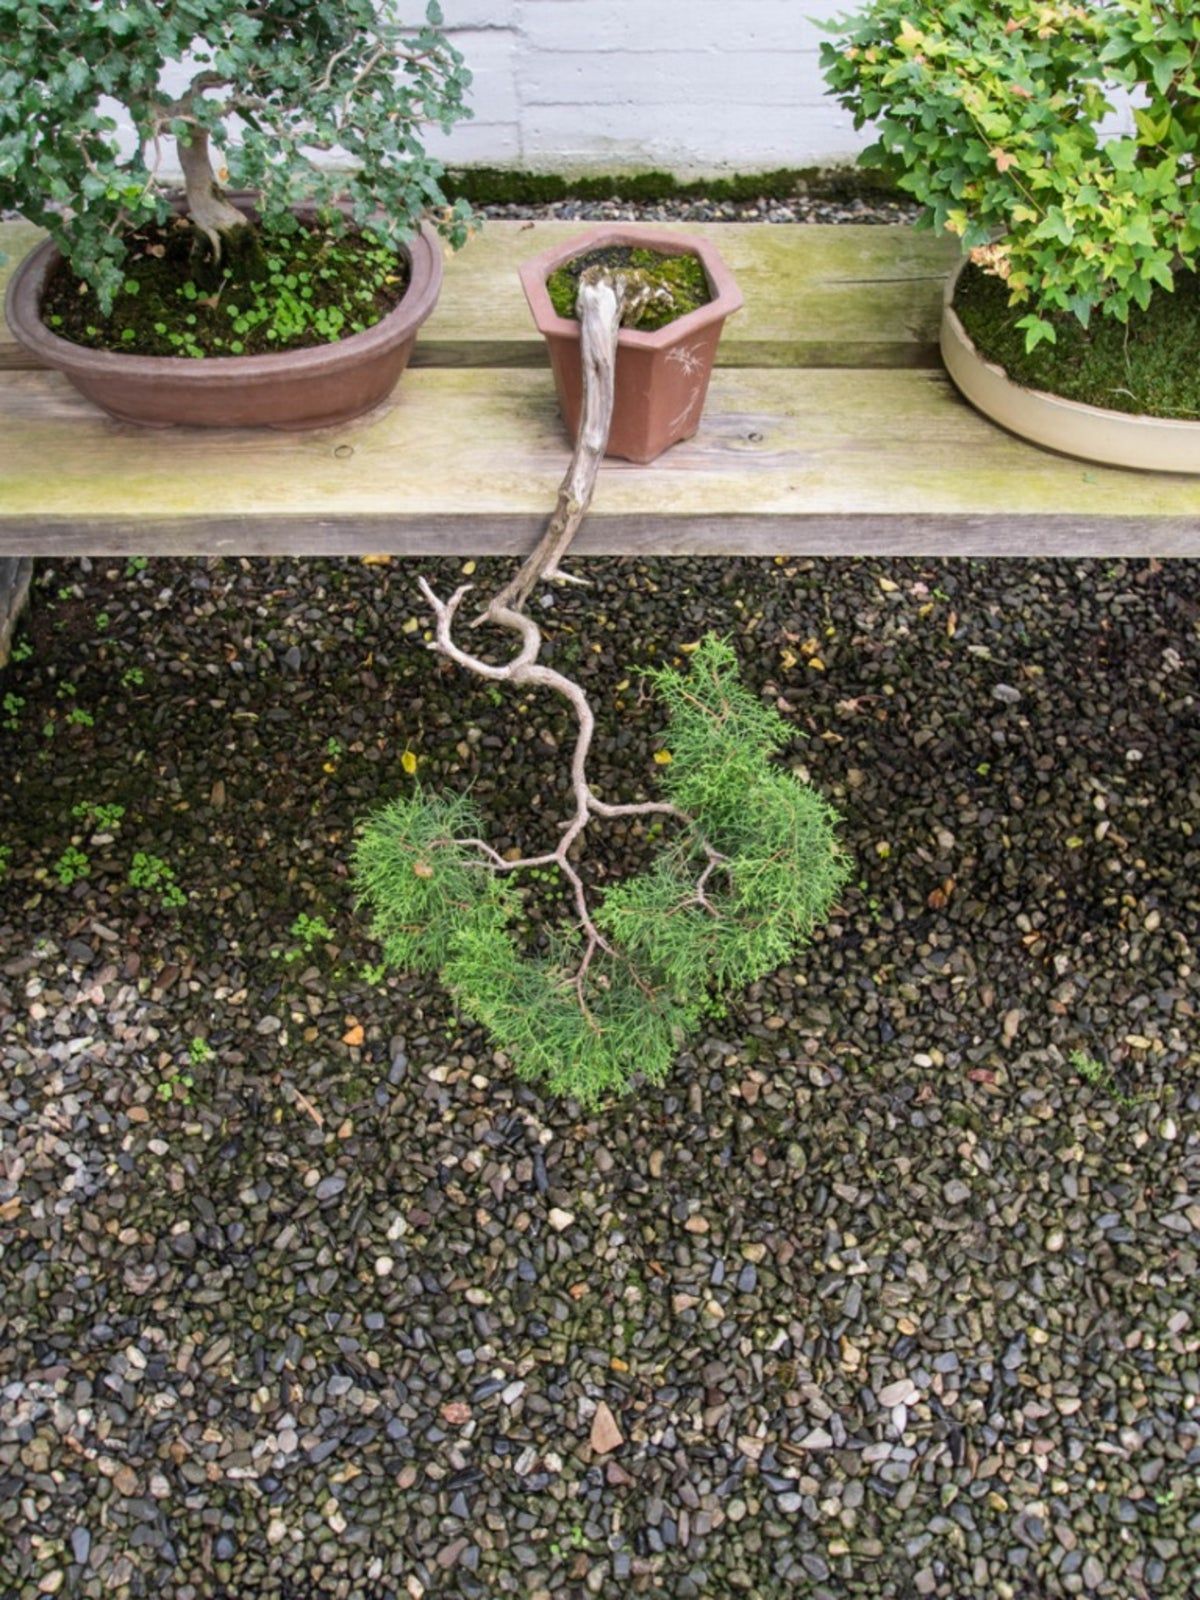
[0, 1, 472, 309]
[822, 1, 1200, 346]
[355, 638, 849, 1108]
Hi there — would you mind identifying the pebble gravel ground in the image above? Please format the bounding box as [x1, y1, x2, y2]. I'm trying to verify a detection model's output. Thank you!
[0, 556, 1197, 1600]
[473, 195, 921, 226]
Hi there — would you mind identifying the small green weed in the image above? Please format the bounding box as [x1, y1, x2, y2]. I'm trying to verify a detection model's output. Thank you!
[1069, 1048, 1141, 1109]
[0, 843, 12, 879]
[283, 912, 335, 962]
[66, 707, 95, 728]
[72, 800, 126, 832]
[129, 851, 187, 908]
[95, 612, 111, 632]
[156, 1068, 194, 1103]
[188, 1036, 215, 1067]
[2, 692, 24, 731]
[125, 556, 149, 576]
[121, 665, 146, 689]
[54, 846, 91, 886]
[10, 639, 32, 663]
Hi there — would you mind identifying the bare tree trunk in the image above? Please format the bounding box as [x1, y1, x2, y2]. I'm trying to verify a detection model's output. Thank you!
[176, 127, 252, 264]
[416, 266, 722, 999]
[486, 266, 669, 617]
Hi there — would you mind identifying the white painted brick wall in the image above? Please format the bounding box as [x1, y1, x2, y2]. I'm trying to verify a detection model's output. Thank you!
[424, 1, 860, 172]
[106, 4, 1131, 181]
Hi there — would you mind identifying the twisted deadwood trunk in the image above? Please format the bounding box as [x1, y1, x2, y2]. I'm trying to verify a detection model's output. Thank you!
[416, 268, 725, 999]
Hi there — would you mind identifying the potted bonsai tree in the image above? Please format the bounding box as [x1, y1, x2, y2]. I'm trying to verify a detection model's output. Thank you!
[1, 1, 472, 429]
[822, 1, 1200, 473]
[520, 228, 743, 463]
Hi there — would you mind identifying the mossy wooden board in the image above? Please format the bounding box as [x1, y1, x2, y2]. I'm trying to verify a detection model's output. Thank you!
[1, 367, 1196, 553]
[0, 220, 957, 371]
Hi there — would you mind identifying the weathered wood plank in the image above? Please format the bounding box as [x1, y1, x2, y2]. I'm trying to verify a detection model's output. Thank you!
[0, 219, 957, 372]
[5, 517, 1197, 557]
[0, 368, 1197, 553]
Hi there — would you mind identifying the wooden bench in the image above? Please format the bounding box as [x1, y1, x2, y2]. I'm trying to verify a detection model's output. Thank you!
[1, 220, 1198, 556]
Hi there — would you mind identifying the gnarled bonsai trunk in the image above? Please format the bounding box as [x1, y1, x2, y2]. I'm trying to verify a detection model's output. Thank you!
[176, 127, 262, 277]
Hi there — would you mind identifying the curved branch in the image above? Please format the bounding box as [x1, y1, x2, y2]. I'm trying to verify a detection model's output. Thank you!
[415, 267, 714, 1004]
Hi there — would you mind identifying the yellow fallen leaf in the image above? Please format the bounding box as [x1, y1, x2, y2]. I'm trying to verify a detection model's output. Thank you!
[342, 1024, 364, 1047]
[807, 658, 825, 671]
[401, 749, 418, 775]
[653, 750, 673, 765]
[361, 554, 393, 566]
[678, 641, 700, 654]
[461, 559, 476, 575]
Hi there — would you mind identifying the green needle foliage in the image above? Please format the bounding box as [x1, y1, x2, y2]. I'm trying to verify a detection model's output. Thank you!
[354, 637, 849, 1107]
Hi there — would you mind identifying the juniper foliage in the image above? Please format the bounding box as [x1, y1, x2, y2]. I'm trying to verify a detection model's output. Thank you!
[354, 636, 849, 1106]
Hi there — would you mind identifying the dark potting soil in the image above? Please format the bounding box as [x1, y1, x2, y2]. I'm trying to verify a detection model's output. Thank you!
[40, 218, 411, 359]
[953, 260, 1200, 421]
[547, 245, 711, 331]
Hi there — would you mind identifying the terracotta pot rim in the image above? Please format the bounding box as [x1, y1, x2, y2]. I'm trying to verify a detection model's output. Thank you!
[518, 223, 743, 350]
[941, 259, 1200, 474]
[5, 201, 443, 385]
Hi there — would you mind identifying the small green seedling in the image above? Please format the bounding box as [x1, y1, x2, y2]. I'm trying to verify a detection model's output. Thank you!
[129, 851, 187, 908]
[283, 912, 335, 962]
[72, 800, 126, 832]
[2, 692, 24, 731]
[54, 846, 91, 886]
[1069, 1048, 1141, 1110]
[188, 1037, 215, 1067]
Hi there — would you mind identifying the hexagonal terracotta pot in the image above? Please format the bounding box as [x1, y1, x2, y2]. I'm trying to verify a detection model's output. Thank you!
[519, 226, 743, 464]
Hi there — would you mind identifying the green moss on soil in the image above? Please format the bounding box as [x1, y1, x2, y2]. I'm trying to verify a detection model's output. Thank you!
[547, 246, 711, 332]
[41, 220, 411, 359]
[442, 164, 899, 206]
[954, 262, 1200, 421]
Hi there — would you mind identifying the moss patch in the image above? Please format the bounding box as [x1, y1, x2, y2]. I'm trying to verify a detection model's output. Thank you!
[547, 246, 711, 332]
[954, 262, 1200, 421]
[41, 219, 411, 359]
[443, 164, 899, 206]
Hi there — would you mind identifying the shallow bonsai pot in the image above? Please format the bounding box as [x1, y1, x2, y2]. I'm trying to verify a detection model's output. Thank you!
[519, 226, 743, 464]
[941, 260, 1200, 475]
[4, 198, 443, 430]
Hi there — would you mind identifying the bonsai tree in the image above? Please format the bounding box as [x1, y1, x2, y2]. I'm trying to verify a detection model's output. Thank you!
[354, 268, 849, 1107]
[0, 0, 472, 309]
[822, 1, 1200, 350]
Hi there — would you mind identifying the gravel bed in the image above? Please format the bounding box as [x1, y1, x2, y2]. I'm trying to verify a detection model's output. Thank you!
[474, 194, 921, 226]
[1, 556, 1197, 1599]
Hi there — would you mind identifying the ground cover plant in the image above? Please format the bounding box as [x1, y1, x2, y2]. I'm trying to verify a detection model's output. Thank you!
[0, 0, 472, 338]
[822, 1, 1200, 407]
[0, 555, 1196, 1599]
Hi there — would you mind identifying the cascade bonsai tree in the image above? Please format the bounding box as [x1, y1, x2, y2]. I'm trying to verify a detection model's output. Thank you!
[821, 1, 1200, 413]
[354, 268, 849, 1108]
[0, 0, 472, 312]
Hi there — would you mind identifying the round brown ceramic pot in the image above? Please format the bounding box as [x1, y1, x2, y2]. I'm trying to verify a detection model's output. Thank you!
[941, 260, 1200, 475]
[519, 226, 743, 465]
[4, 199, 443, 430]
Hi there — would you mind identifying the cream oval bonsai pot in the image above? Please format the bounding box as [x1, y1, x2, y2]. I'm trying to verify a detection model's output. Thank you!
[519, 227, 743, 465]
[940, 262, 1200, 475]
